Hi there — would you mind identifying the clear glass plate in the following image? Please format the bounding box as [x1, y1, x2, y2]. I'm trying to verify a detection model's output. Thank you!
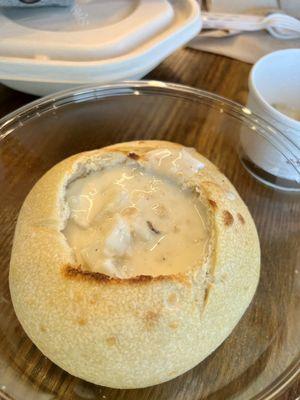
[0, 81, 299, 400]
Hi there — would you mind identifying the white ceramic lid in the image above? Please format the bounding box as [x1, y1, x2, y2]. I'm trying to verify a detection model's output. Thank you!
[0, 0, 201, 95]
[0, 0, 175, 61]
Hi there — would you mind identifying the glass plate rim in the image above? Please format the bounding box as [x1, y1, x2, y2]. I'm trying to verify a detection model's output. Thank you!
[0, 80, 299, 178]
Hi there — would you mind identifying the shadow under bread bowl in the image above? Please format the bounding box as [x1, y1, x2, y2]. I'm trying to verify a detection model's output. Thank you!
[9, 140, 260, 389]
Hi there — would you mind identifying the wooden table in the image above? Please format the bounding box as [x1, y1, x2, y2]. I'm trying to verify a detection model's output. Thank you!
[0, 48, 299, 400]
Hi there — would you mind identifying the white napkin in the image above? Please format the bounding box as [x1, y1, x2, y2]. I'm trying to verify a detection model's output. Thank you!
[188, 0, 300, 64]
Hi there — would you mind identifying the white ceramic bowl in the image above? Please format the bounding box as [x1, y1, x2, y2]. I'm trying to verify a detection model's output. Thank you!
[243, 49, 300, 186]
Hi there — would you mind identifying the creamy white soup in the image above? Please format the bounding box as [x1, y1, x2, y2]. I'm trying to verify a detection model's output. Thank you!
[64, 165, 209, 278]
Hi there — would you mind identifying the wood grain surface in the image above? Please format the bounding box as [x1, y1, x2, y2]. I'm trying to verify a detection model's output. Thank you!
[0, 49, 299, 400]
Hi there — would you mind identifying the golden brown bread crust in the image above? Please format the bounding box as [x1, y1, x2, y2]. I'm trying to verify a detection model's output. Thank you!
[9, 140, 260, 388]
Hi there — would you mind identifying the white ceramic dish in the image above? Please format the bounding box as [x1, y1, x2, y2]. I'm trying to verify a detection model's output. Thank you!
[243, 49, 300, 185]
[0, 0, 201, 96]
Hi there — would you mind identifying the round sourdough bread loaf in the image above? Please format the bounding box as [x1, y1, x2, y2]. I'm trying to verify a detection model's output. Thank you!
[9, 140, 260, 388]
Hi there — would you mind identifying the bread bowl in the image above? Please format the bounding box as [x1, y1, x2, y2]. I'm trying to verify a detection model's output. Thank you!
[9, 140, 260, 388]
